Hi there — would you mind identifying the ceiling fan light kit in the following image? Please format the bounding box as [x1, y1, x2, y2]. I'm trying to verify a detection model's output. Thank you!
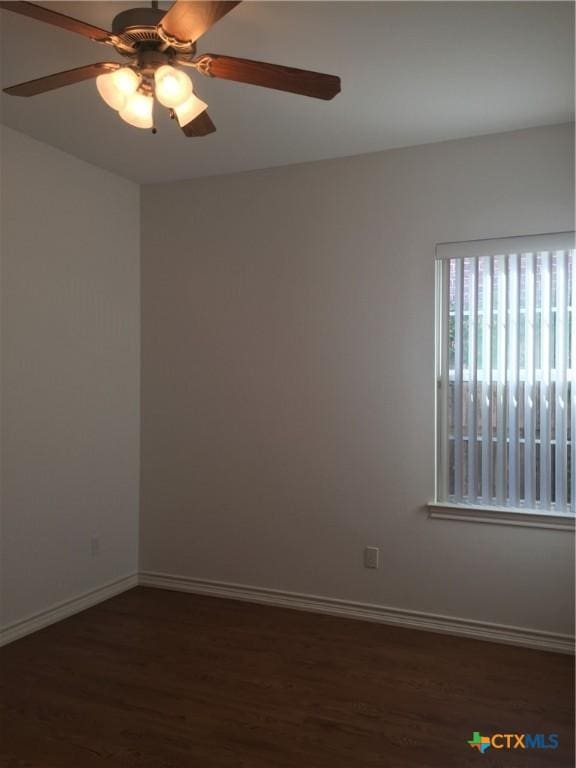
[95, 60, 200, 129]
[1, 1, 341, 137]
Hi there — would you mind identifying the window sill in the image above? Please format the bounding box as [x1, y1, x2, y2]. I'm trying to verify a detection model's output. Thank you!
[428, 502, 575, 531]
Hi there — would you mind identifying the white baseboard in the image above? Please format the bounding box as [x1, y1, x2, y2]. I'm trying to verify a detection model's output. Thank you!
[139, 571, 574, 655]
[0, 573, 138, 647]
[3, 571, 572, 655]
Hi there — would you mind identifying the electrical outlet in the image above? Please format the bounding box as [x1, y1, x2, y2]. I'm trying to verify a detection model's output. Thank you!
[364, 546, 379, 569]
[90, 536, 100, 558]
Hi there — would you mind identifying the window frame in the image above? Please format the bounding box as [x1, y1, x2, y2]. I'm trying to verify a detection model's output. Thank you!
[430, 231, 576, 530]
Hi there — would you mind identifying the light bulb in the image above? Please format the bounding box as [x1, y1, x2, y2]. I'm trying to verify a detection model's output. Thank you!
[154, 65, 193, 108]
[119, 92, 154, 129]
[96, 67, 140, 111]
[113, 68, 140, 96]
[174, 93, 208, 127]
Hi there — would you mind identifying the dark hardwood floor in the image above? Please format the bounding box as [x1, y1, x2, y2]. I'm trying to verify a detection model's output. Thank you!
[0, 587, 573, 767]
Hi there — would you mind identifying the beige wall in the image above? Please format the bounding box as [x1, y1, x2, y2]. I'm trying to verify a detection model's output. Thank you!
[141, 123, 574, 636]
[0, 127, 140, 627]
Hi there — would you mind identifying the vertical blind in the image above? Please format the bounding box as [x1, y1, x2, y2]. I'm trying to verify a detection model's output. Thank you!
[436, 232, 575, 513]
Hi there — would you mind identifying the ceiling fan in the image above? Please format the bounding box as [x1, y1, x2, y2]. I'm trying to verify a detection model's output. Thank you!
[0, 1, 341, 136]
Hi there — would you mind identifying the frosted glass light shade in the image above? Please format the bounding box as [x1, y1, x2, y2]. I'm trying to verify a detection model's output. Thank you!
[154, 65, 193, 108]
[119, 92, 154, 129]
[96, 67, 140, 111]
[174, 93, 208, 127]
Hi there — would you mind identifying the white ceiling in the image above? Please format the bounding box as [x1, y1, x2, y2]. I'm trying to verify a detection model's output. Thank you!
[1, 2, 573, 183]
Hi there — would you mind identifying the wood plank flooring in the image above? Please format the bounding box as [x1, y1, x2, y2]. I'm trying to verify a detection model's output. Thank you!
[0, 587, 573, 767]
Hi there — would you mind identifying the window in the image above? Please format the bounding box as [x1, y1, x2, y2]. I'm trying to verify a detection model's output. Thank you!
[435, 232, 575, 516]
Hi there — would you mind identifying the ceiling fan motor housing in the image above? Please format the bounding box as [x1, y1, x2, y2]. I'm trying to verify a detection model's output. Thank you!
[111, 7, 195, 56]
[112, 7, 163, 36]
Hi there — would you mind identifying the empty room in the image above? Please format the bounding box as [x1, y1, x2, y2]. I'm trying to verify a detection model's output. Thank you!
[0, 1, 574, 766]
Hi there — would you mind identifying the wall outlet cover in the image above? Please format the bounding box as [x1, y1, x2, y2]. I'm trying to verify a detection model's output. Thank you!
[364, 546, 379, 569]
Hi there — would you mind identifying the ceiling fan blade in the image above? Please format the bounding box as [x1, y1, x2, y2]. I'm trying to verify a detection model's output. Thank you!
[194, 55, 341, 100]
[180, 111, 216, 137]
[159, 1, 241, 47]
[0, 2, 114, 43]
[3, 63, 119, 97]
